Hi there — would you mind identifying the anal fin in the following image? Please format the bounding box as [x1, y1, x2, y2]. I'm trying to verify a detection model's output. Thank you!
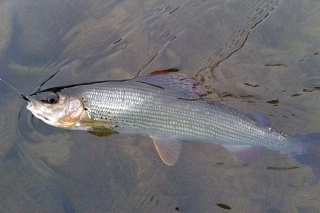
[222, 145, 262, 164]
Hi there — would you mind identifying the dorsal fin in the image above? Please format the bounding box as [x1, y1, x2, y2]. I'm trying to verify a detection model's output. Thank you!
[149, 68, 180, 75]
[133, 70, 206, 98]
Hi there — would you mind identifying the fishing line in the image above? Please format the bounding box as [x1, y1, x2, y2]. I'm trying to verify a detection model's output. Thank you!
[0, 77, 29, 101]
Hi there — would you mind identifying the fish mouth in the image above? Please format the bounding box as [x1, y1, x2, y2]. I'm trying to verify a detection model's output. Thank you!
[26, 98, 50, 121]
[26, 96, 38, 110]
[26, 100, 35, 111]
[37, 114, 50, 121]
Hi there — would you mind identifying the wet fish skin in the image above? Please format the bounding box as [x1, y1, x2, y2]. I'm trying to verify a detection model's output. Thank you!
[82, 80, 299, 152]
[26, 71, 320, 178]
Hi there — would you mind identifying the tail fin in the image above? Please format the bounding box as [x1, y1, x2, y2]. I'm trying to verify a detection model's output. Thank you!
[293, 132, 320, 179]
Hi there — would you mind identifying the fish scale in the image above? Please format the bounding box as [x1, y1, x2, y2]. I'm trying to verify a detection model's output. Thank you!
[79, 80, 299, 154]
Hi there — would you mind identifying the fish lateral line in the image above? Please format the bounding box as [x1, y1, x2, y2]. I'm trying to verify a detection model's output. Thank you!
[176, 97, 201, 101]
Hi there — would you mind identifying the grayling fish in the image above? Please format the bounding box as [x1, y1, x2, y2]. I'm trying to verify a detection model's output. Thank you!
[25, 70, 320, 178]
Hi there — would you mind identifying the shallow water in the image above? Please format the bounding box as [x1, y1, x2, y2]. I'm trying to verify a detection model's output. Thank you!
[1, 0, 320, 212]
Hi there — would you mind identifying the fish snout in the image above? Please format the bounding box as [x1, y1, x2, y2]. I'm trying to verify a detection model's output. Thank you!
[26, 100, 34, 111]
[25, 96, 38, 111]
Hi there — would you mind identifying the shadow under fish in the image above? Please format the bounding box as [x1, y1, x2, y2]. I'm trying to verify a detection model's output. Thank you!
[25, 69, 320, 179]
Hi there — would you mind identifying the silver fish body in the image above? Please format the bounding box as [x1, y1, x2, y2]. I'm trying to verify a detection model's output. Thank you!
[81, 80, 300, 154]
[26, 71, 320, 177]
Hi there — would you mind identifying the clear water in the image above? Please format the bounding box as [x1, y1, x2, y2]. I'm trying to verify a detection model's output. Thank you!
[1, 0, 320, 212]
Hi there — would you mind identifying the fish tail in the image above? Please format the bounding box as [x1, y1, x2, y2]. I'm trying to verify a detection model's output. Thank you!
[291, 132, 320, 178]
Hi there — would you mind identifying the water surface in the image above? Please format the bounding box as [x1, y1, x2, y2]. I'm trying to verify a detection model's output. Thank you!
[1, 0, 320, 212]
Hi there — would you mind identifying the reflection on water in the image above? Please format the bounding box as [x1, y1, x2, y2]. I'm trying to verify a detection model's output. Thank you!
[1, 0, 320, 212]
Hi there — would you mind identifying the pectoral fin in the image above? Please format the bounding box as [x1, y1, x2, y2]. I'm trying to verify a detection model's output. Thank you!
[88, 127, 118, 137]
[81, 120, 117, 129]
[151, 136, 182, 166]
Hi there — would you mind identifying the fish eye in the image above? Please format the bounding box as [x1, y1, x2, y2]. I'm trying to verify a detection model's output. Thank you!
[42, 93, 59, 104]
